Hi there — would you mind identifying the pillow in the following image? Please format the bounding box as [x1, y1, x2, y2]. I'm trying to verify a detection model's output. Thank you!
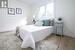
[42, 19, 54, 26]
[35, 21, 43, 26]
[42, 20, 50, 26]
[35, 19, 54, 26]
[50, 19, 54, 26]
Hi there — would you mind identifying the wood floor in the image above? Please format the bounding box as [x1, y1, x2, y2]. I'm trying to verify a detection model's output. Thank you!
[35, 34, 75, 50]
[57, 35, 75, 50]
[0, 32, 75, 50]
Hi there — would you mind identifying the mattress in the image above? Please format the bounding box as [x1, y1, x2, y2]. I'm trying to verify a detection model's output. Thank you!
[19, 25, 54, 49]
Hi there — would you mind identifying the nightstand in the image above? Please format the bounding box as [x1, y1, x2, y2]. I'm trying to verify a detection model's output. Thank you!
[55, 22, 63, 36]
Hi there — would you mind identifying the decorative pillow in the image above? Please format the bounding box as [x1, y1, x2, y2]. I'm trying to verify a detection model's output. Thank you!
[35, 19, 54, 26]
[50, 19, 54, 26]
[35, 21, 43, 26]
[42, 20, 50, 26]
[42, 19, 54, 26]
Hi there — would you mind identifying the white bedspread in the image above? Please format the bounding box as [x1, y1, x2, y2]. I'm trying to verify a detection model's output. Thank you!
[19, 25, 54, 49]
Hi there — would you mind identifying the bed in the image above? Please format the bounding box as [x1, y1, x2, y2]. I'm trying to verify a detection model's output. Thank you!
[18, 25, 54, 49]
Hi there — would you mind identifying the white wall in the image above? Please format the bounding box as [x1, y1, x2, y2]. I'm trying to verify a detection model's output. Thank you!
[0, 0, 32, 32]
[54, 0, 75, 38]
[31, 0, 75, 38]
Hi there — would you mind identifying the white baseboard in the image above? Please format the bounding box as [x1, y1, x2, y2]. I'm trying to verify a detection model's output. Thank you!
[0, 29, 16, 33]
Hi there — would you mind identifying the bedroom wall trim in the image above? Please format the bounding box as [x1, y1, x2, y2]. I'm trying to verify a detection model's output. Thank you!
[0, 29, 16, 33]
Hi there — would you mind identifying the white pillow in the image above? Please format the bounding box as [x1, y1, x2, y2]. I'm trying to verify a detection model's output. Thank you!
[35, 21, 43, 26]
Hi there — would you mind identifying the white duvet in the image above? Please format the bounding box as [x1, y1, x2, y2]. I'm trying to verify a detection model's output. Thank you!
[19, 25, 54, 49]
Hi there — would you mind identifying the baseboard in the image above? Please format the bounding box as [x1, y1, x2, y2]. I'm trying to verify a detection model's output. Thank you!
[0, 30, 16, 33]
[52, 33, 75, 39]
[64, 35, 75, 39]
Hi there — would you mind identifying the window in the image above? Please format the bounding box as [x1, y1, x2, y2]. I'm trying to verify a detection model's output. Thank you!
[38, 6, 45, 19]
[38, 3, 54, 20]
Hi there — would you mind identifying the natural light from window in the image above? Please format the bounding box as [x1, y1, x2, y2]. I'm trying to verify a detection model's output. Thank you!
[38, 3, 54, 20]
